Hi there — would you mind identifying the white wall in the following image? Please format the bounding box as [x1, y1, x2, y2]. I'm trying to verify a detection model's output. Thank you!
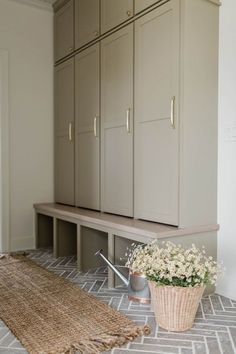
[0, 0, 54, 251]
[217, 0, 236, 301]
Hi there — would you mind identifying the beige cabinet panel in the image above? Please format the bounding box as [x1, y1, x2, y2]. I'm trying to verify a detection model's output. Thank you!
[54, 0, 74, 62]
[134, 2, 179, 225]
[55, 58, 75, 205]
[101, 0, 133, 34]
[75, 0, 100, 49]
[101, 24, 133, 217]
[75, 44, 100, 210]
[55, 136, 75, 205]
[134, 0, 157, 14]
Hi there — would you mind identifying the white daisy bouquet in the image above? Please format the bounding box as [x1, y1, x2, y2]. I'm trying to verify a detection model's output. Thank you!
[125, 241, 223, 287]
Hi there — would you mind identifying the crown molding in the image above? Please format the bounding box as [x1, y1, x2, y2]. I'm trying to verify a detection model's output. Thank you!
[7, 0, 55, 12]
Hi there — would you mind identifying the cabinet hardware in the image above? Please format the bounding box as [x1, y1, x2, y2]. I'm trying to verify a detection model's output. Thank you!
[69, 122, 73, 141]
[126, 108, 131, 133]
[93, 30, 99, 37]
[126, 10, 132, 17]
[170, 96, 175, 129]
[94, 116, 99, 137]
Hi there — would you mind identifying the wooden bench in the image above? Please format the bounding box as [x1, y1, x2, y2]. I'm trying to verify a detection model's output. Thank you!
[34, 203, 219, 288]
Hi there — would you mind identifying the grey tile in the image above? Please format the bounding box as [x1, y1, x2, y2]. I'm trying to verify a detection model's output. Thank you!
[215, 311, 236, 317]
[90, 280, 104, 292]
[177, 328, 216, 336]
[155, 332, 204, 342]
[9, 340, 25, 349]
[217, 331, 235, 354]
[195, 304, 204, 319]
[0, 332, 16, 346]
[193, 342, 207, 354]
[201, 297, 214, 315]
[144, 337, 192, 347]
[181, 349, 193, 354]
[206, 336, 221, 354]
[224, 308, 236, 313]
[109, 297, 122, 310]
[220, 296, 233, 308]
[193, 323, 227, 331]
[146, 316, 157, 337]
[112, 350, 160, 354]
[229, 327, 236, 349]
[119, 295, 131, 310]
[129, 343, 179, 353]
[210, 295, 224, 311]
[0, 350, 27, 353]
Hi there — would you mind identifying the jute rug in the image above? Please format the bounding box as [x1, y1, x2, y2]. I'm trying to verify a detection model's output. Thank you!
[0, 255, 150, 354]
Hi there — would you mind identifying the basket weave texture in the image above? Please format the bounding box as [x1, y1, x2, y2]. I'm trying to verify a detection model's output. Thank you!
[149, 281, 205, 332]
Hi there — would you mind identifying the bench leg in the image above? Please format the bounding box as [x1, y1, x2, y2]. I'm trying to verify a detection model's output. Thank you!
[108, 233, 115, 288]
[77, 224, 82, 272]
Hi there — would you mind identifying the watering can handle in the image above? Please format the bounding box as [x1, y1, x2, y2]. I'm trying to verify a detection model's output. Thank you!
[94, 248, 129, 287]
[94, 249, 103, 256]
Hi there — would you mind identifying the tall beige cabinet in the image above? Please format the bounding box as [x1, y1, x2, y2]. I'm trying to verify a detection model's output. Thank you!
[134, 2, 179, 225]
[53, 0, 219, 229]
[75, 0, 100, 49]
[101, 25, 133, 217]
[54, 0, 74, 62]
[54, 58, 75, 205]
[101, 0, 133, 33]
[75, 44, 100, 210]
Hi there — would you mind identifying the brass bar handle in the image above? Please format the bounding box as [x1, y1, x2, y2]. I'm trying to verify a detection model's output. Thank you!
[69, 122, 73, 141]
[126, 108, 131, 133]
[94, 116, 98, 138]
[170, 96, 175, 129]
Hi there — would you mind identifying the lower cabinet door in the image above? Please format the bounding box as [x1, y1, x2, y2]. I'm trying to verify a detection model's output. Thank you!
[54, 58, 75, 205]
[134, 2, 179, 225]
[55, 135, 75, 205]
[75, 44, 100, 210]
[101, 25, 133, 217]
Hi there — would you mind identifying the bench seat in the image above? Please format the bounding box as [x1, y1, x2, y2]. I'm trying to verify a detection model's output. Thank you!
[34, 203, 219, 288]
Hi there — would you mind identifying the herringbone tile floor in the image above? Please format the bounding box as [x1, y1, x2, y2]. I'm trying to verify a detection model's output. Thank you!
[0, 249, 236, 354]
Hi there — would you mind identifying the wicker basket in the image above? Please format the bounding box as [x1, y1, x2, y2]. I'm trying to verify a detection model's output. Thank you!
[149, 281, 205, 331]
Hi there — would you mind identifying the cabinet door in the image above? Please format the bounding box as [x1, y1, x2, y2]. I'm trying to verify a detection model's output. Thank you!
[75, 0, 100, 49]
[134, 0, 157, 14]
[134, 1, 179, 225]
[101, 0, 133, 34]
[54, 0, 74, 62]
[75, 44, 100, 210]
[101, 25, 133, 217]
[55, 58, 75, 205]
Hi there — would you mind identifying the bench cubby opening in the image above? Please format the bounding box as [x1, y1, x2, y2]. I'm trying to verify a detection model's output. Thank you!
[36, 213, 53, 249]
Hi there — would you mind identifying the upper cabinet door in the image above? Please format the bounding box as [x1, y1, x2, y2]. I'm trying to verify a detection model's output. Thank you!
[75, 44, 100, 210]
[75, 0, 100, 49]
[134, 1, 179, 225]
[55, 58, 75, 205]
[134, 0, 157, 14]
[101, 0, 133, 34]
[101, 24, 133, 217]
[54, 0, 74, 62]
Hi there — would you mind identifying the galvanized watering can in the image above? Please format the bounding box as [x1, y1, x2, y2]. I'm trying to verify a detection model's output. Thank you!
[95, 249, 151, 304]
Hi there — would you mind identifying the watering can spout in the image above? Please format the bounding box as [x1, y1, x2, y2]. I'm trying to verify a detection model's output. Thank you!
[95, 249, 129, 287]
